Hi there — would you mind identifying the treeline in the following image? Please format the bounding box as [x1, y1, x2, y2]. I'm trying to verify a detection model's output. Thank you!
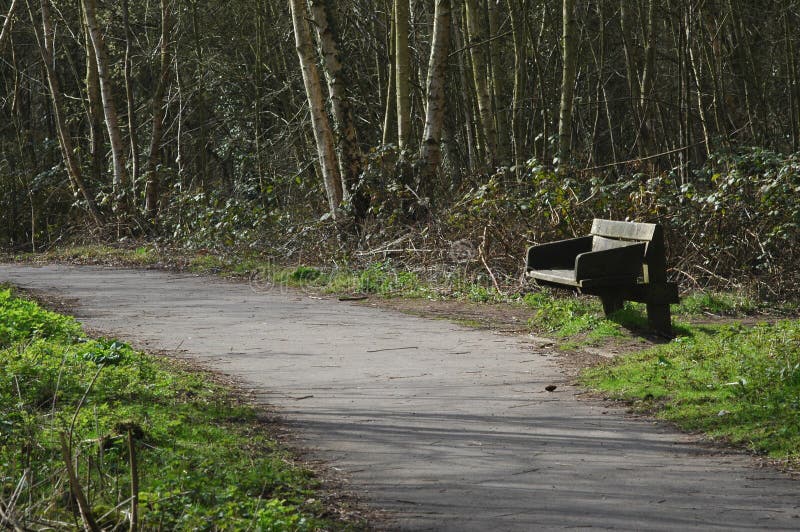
[0, 1, 799, 289]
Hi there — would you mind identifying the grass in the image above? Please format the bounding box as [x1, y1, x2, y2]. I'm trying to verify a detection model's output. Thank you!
[8, 245, 800, 470]
[0, 287, 354, 530]
[581, 320, 800, 459]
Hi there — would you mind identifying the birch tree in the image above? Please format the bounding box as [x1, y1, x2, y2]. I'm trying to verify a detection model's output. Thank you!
[418, 0, 451, 184]
[289, 0, 343, 218]
[83, 0, 130, 213]
[308, 0, 363, 208]
[394, 0, 411, 151]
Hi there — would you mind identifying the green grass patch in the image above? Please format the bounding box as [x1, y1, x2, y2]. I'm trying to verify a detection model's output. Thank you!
[0, 288, 350, 530]
[581, 320, 800, 458]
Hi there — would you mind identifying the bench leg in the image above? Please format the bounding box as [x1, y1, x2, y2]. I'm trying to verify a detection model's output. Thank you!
[646, 303, 673, 337]
[600, 294, 624, 316]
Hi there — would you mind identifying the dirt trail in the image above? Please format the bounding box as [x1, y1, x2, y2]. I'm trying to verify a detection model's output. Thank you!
[1, 264, 798, 531]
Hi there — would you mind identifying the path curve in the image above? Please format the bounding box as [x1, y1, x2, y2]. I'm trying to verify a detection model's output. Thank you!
[2, 264, 798, 530]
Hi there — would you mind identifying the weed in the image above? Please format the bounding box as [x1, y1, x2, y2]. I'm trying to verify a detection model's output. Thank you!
[677, 291, 759, 317]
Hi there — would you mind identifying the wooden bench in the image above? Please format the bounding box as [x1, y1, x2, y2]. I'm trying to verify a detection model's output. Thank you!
[525, 219, 679, 335]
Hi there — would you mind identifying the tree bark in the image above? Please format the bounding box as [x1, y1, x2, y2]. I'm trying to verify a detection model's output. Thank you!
[558, 0, 578, 167]
[83, 0, 129, 214]
[382, 1, 396, 146]
[144, 0, 172, 221]
[308, 0, 363, 212]
[395, 0, 411, 150]
[487, 0, 509, 165]
[289, 0, 343, 218]
[122, 0, 139, 192]
[81, 3, 103, 187]
[418, 0, 451, 186]
[464, 0, 496, 168]
[506, 0, 524, 178]
[26, 0, 102, 225]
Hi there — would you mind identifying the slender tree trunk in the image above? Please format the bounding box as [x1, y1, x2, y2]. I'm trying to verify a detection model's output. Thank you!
[122, 0, 139, 194]
[557, 0, 578, 167]
[464, 0, 496, 168]
[25, 0, 102, 225]
[308, 0, 363, 213]
[382, 1, 396, 146]
[144, 0, 172, 221]
[289, 0, 343, 218]
[395, 0, 411, 150]
[487, 0, 509, 165]
[639, 0, 657, 156]
[506, 0, 524, 178]
[0, 0, 19, 52]
[83, 0, 129, 214]
[785, 10, 799, 151]
[418, 0, 451, 186]
[82, 7, 104, 187]
[452, 11, 477, 172]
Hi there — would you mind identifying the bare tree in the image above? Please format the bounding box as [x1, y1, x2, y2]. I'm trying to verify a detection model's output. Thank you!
[83, 0, 130, 214]
[308, 0, 363, 212]
[289, 0, 343, 218]
[0, 0, 19, 52]
[395, 0, 411, 150]
[418, 0, 451, 185]
[144, 0, 173, 221]
[558, 0, 578, 167]
[25, 0, 102, 225]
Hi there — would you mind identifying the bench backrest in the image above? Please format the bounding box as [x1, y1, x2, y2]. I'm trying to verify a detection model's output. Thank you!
[589, 219, 667, 282]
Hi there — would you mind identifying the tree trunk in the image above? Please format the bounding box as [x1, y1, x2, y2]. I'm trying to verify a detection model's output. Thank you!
[122, 0, 139, 193]
[487, 0, 509, 166]
[395, 0, 411, 151]
[418, 0, 451, 186]
[558, 0, 578, 167]
[25, 0, 102, 225]
[144, 0, 172, 221]
[452, 10, 477, 173]
[506, 0, 524, 178]
[464, 0, 496, 168]
[82, 3, 103, 187]
[83, 0, 129, 215]
[289, 0, 343, 218]
[382, 1, 396, 146]
[0, 0, 19, 52]
[308, 0, 364, 215]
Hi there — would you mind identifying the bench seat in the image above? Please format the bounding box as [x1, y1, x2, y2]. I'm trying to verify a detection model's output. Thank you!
[525, 219, 679, 335]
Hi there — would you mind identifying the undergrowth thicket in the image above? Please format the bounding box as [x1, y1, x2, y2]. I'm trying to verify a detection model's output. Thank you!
[0, 288, 341, 530]
[150, 148, 800, 300]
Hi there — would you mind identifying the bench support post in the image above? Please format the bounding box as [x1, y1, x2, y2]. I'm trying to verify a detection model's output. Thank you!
[646, 303, 672, 337]
[599, 293, 624, 315]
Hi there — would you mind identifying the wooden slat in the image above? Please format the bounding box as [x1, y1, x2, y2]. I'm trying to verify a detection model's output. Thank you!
[527, 268, 579, 286]
[591, 219, 657, 241]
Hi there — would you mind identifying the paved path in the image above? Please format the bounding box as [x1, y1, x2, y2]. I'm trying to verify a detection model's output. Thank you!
[1, 264, 798, 530]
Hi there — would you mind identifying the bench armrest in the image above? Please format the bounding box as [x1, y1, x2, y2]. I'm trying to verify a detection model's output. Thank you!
[526, 236, 593, 271]
[574, 242, 646, 281]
